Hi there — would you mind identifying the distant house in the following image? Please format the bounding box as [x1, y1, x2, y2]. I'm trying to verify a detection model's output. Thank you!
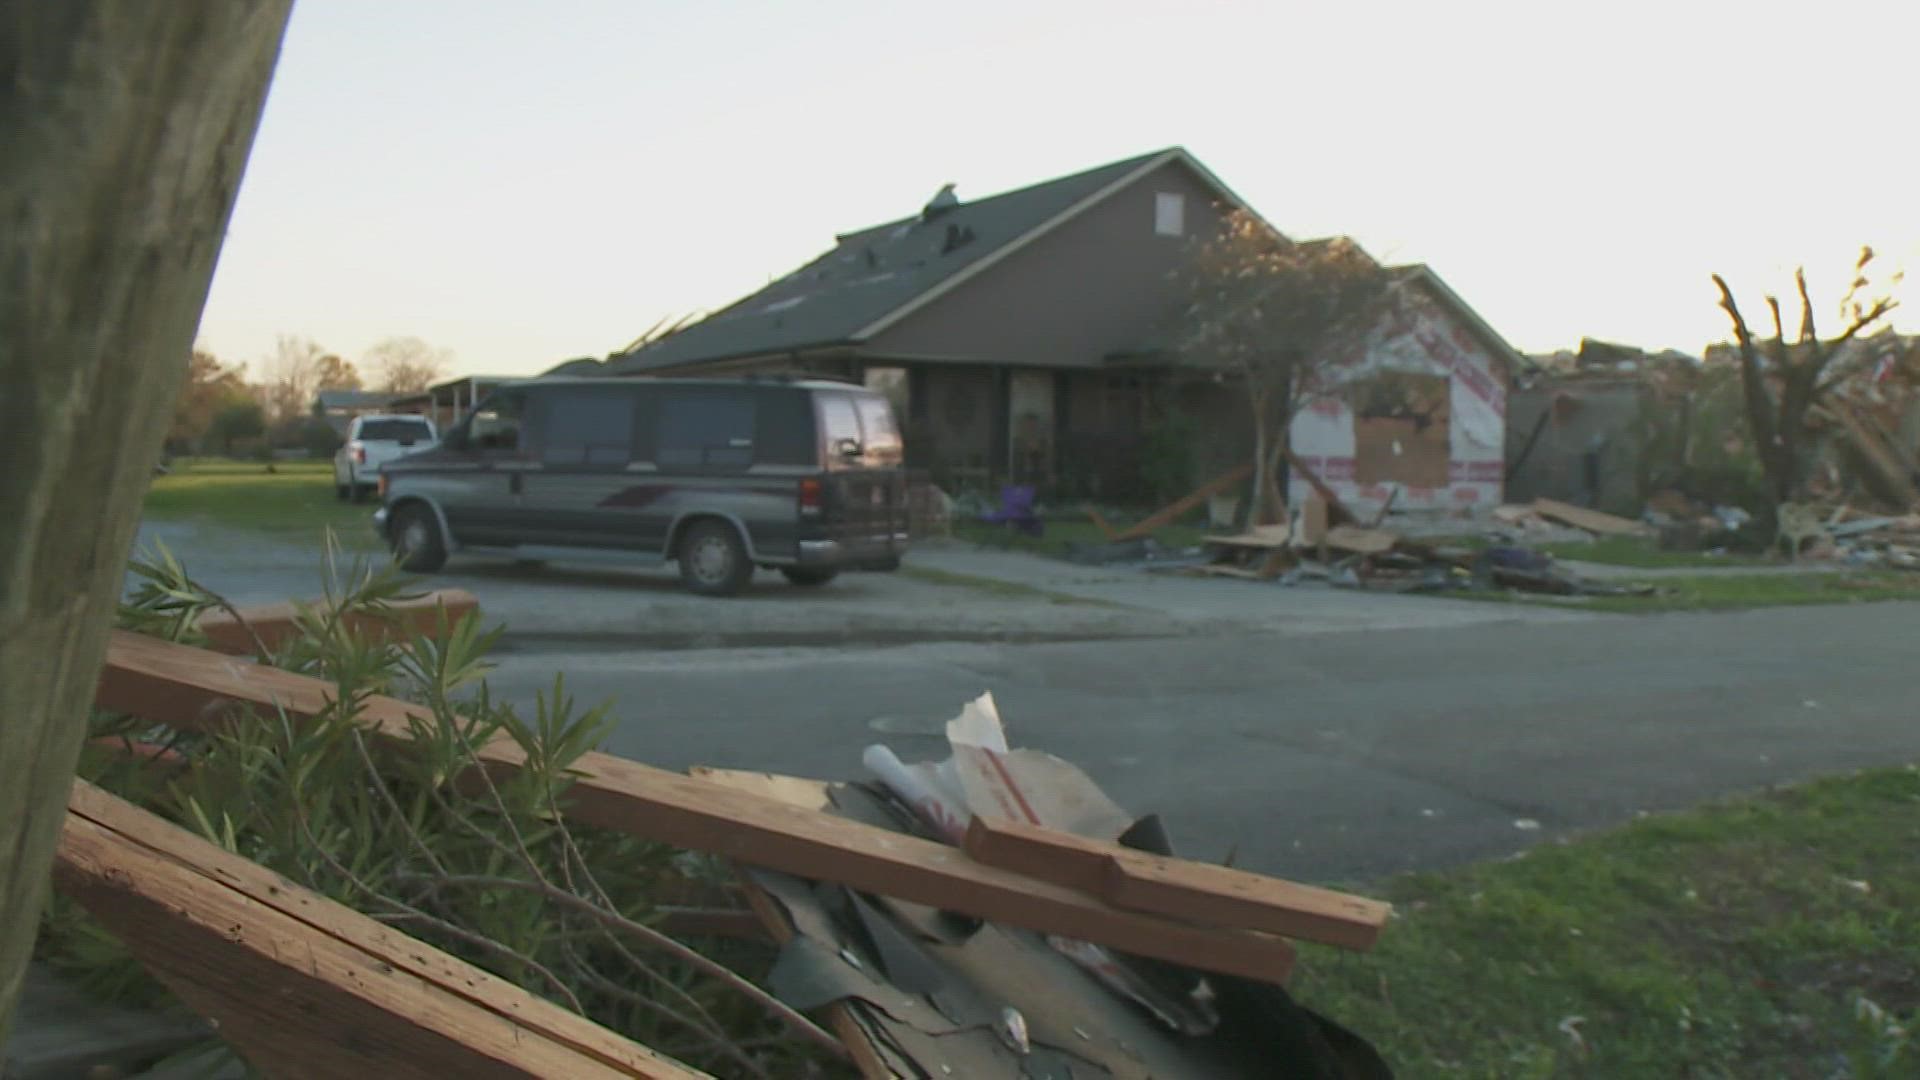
[312, 389, 397, 437]
[609, 147, 1523, 513]
[386, 376, 507, 433]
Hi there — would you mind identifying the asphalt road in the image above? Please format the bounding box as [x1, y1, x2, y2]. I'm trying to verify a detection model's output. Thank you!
[484, 599, 1920, 885]
[131, 519, 1920, 887]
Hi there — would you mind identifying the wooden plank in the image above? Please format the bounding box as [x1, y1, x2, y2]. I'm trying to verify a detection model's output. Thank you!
[1282, 448, 1358, 527]
[1530, 498, 1653, 537]
[1086, 508, 1121, 541]
[55, 780, 704, 1079]
[1111, 463, 1253, 542]
[96, 631, 1297, 984]
[196, 589, 481, 656]
[1299, 495, 1329, 546]
[965, 817, 1389, 952]
[1323, 525, 1398, 555]
[1201, 524, 1292, 549]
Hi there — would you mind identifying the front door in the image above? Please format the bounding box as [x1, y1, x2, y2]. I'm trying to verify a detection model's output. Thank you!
[1008, 370, 1054, 487]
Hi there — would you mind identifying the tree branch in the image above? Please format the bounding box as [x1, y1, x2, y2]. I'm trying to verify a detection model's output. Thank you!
[398, 872, 847, 1062]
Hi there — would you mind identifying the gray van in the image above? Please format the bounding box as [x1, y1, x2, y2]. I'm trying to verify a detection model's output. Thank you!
[372, 376, 908, 595]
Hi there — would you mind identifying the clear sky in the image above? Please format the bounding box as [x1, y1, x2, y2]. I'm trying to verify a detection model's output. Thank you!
[197, 0, 1919, 377]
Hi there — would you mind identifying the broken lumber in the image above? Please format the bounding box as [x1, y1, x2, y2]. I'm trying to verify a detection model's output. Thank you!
[963, 817, 1389, 952]
[95, 630, 1298, 983]
[1530, 498, 1652, 537]
[1283, 447, 1359, 527]
[1111, 463, 1253, 542]
[196, 589, 481, 655]
[1085, 507, 1121, 541]
[55, 779, 704, 1079]
[1202, 524, 1292, 549]
[1323, 525, 1398, 555]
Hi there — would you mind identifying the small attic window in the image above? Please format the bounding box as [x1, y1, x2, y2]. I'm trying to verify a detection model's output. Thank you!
[1155, 192, 1185, 236]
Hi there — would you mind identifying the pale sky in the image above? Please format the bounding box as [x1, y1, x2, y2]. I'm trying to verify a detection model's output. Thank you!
[197, 0, 1920, 378]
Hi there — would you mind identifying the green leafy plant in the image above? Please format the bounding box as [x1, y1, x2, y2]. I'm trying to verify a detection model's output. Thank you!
[45, 535, 851, 1078]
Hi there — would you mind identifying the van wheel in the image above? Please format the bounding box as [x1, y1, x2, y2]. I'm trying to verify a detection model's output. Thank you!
[391, 505, 448, 573]
[679, 521, 750, 596]
[335, 483, 349, 501]
[780, 567, 838, 587]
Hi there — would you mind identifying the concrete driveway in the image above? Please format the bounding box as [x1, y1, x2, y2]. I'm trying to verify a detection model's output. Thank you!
[131, 521, 1598, 648]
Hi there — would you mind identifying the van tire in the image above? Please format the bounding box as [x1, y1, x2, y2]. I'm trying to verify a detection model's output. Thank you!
[335, 483, 349, 501]
[780, 567, 838, 587]
[678, 520, 751, 597]
[390, 504, 448, 573]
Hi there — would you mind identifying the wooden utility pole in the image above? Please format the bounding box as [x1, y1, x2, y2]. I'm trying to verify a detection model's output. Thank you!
[0, 2, 292, 1040]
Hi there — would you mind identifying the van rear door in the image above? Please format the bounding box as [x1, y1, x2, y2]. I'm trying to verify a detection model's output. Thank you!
[815, 390, 906, 555]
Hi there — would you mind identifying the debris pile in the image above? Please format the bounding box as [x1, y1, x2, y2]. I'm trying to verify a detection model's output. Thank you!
[62, 610, 1395, 1078]
[1159, 494, 1655, 598]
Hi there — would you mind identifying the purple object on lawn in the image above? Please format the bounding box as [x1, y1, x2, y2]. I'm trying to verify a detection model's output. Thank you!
[980, 485, 1044, 538]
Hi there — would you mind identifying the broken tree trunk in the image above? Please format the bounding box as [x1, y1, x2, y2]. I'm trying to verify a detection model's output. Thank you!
[55, 779, 706, 1078]
[96, 630, 1299, 983]
[0, 2, 292, 1040]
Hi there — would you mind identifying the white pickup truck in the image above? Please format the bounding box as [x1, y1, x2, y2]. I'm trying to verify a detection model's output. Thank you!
[334, 413, 437, 502]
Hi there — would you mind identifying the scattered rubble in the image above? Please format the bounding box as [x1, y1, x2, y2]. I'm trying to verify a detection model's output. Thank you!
[1146, 496, 1657, 598]
[72, 620, 1396, 1078]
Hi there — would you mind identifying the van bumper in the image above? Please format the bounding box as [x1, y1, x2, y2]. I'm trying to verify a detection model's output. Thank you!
[797, 531, 909, 571]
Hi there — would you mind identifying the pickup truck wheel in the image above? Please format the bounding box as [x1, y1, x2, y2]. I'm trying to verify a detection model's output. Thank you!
[335, 482, 349, 501]
[780, 567, 838, 587]
[350, 477, 371, 504]
[678, 521, 750, 597]
[390, 505, 448, 573]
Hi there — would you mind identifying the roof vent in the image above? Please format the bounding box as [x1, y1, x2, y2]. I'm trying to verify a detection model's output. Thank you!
[921, 182, 959, 221]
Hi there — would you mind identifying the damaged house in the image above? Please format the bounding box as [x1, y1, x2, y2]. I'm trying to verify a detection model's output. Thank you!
[609, 148, 1524, 513]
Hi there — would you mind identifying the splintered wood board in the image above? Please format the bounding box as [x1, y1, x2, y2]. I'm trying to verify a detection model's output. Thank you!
[56, 780, 702, 1078]
[964, 816, 1389, 951]
[96, 630, 1296, 983]
[1531, 498, 1652, 537]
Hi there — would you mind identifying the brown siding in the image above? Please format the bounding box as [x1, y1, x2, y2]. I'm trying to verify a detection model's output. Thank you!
[867, 161, 1230, 368]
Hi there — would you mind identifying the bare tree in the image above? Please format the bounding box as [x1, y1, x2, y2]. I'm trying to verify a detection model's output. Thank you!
[366, 336, 452, 394]
[0, 1, 291, 1040]
[262, 334, 328, 424]
[1711, 247, 1904, 509]
[1174, 210, 1394, 523]
[313, 352, 362, 391]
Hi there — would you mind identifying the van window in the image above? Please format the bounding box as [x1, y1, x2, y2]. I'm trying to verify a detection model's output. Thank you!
[853, 395, 900, 448]
[753, 390, 816, 467]
[657, 390, 755, 469]
[470, 392, 526, 454]
[540, 391, 635, 467]
[818, 394, 862, 452]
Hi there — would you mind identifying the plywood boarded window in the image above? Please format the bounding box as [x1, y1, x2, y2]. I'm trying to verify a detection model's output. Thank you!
[1351, 373, 1450, 487]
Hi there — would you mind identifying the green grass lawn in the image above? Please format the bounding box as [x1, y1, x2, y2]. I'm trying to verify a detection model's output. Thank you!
[1475, 572, 1920, 615]
[1294, 766, 1920, 1078]
[144, 458, 377, 545]
[1539, 535, 1777, 569]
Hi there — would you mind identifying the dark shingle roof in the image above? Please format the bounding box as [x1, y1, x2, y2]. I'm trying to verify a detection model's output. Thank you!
[314, 389, 396, 410]
[609, 149, 1175, 373]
